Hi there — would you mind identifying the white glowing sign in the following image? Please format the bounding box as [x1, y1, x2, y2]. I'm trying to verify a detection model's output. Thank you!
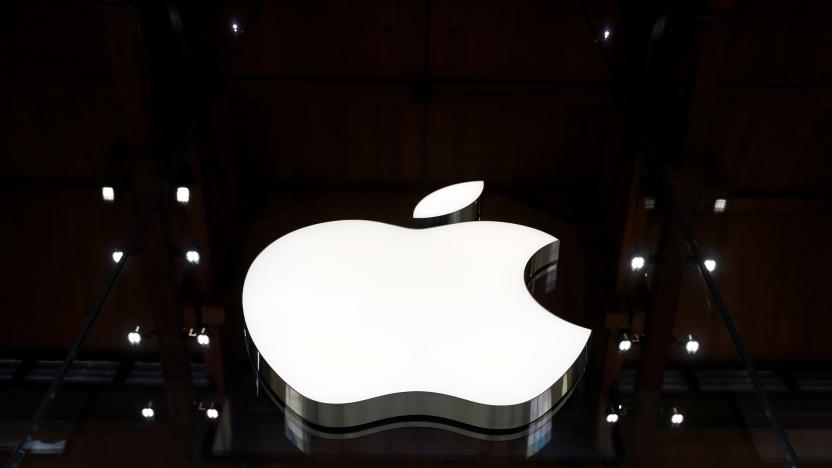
[242, 181, 590, 430]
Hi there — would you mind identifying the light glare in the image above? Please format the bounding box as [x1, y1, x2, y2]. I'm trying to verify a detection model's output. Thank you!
[704, 258, 716, 272]
[206, 408, 219, 420]
[141, 406, 155, 420]
[714, 198, 727, 213]
[630, 256, 645, 271]
[232, 22, 239, 33]
[603, 28, 611, 40]
[112, 250, 124, 263]
[685, 337, 700, 354]
[196, 332, 210, 347]
[670, 411, 684, 426]
[176, 186, 190, 204]
[101, 186, 115, 202]
[127, 331, 141, 345]
[606, 412, 619, 424]
[618, 338, 632, 352]
[185, 250, 200, 264]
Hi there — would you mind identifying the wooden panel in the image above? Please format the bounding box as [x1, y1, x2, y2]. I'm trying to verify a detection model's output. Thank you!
[0, 76, 121, 180]
[232, 0, 424, 78]
[427, 85, 615, 195]
[708, 88, 832, 193]
[429, 0, 612, 80]
[227, 81, 422, 187]
[673, 208, 832, 362]
[0, 191, 157, 352]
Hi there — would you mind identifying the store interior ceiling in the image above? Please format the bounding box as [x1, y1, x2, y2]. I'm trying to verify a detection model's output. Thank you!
[1, 0, 831, 466]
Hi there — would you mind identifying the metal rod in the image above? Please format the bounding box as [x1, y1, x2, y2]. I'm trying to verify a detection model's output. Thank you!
[574, 1, 801, 467]
[4, 2, 264, 466]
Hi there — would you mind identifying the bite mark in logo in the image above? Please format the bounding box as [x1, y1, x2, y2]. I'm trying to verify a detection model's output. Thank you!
[243, 181, 591, 430]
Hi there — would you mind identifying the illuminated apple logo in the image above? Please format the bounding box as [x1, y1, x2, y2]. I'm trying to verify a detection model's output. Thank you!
[243, 181, 591, 430]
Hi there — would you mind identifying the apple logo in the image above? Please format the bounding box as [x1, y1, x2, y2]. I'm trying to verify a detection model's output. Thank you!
[243, 181, 591, 431]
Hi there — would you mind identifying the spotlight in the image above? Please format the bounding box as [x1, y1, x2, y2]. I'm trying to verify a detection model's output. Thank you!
[684, 334, 700, 354]
[101, 186, 115, 202]
[670, 407, 684, 427]
[112, 249, 125, 264]
[176, 186, 190, 204]
[206, 407, 219, 420]
[617, 332, 634, 353]
[185, 249, 200, 265]
[703, 258, 717, 272]
[196, 328, 210, 347]
[713, 198, 727, 213]
[630, 255, 646, 271]
[602, 28, 612, 41]
[141, 402, 155, 420]
[127, 326, 142, 346]
[187, 327, 211, 347]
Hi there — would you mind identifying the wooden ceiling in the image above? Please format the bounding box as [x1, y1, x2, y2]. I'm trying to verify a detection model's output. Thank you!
[1, 0, 831, 466]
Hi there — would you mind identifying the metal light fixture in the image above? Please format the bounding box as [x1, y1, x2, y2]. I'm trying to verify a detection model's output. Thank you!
[186, 327, 210, 347]
[185, 249, 200, 265]
[670, 407, 684, 427]
[101, 186, 115, 202]
[141, 402, 155, 420]
[617, 331, 638, 353]
[176, 186, 190, 204]
[112, 249, 125, 264]
[683, 334, 700, 354]
[127, 326, 142, 346]
[630, 255, 646, 271]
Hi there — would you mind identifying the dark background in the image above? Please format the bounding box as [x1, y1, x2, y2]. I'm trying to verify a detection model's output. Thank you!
[1, 0, 831, 466]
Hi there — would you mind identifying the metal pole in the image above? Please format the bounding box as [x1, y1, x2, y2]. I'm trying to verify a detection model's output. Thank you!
[4, 2, 264, 466]
[574, 1, 801, 467]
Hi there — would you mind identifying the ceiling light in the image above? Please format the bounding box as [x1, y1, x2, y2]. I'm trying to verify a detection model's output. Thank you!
[684, 334, 700, 354]
[703, 258, 716, 272]
[141, 403, 155, 420]
[185, 250, 200, 265]
[602, 28, 612, 41]
[176, 186, 190, 204]
[196, 328, 210, 347]
[617, 332, 634, 353]
[206, 407, 219, 420]
[127, 326, 142, 346]
[232, 22, 239, 34]
[630, 255, 645, 271]
[713, 198, 727, 213]
[101, 186, 115, 202]
[670, 407, 684, 427]
[606, 412, 619, 424]
[112, 250, 124, 264]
